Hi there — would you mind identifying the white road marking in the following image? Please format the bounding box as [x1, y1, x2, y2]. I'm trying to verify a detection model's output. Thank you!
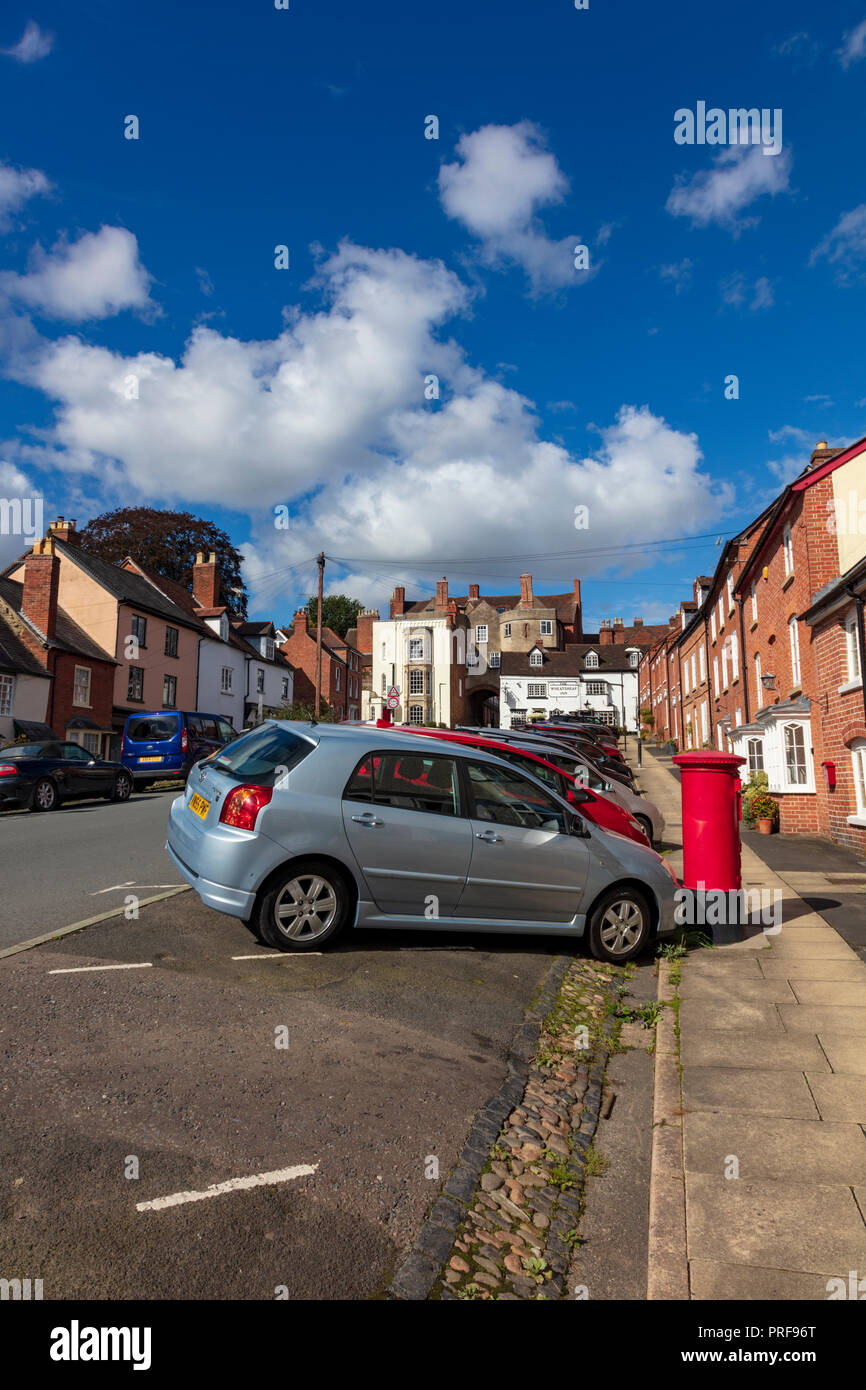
[91, 882, 136, 895]
[231, 952, 322, 960]
[48, 962, 153, 975]
[136, 1163, 318, 1212]
[0, 886, 191, 961]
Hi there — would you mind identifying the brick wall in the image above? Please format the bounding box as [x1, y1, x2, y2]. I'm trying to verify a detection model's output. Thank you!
[49, 652, 115, 740]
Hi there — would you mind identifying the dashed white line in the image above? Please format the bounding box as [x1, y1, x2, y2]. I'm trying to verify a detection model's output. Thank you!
[230, 952, 322, 960]
[48, 962, 154, 975]
[136, 1163, 318, 1212]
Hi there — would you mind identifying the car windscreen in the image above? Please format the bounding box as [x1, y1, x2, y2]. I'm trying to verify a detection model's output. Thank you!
[0, 743, 56, 759]
[126, 716, 180, 743]
[208, 723, 314, 783]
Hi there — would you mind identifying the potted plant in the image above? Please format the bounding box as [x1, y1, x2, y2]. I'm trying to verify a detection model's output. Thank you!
[750, 788, 779, 834]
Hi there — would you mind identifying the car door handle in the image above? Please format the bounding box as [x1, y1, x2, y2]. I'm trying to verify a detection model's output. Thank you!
[475, 830, 503, 843]
[352, 813, 384, 826]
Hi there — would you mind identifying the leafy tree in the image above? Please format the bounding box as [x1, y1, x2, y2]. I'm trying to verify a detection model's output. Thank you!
[263, 701, 336, 723]
[300, 594, 363, 639]
[77, 507, 248, 617]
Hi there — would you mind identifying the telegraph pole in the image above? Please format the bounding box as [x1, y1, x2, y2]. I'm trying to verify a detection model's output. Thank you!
[315, 552, 325, 718]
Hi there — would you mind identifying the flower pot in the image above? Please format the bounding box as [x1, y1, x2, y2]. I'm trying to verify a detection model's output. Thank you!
[756, 817, 775, 835]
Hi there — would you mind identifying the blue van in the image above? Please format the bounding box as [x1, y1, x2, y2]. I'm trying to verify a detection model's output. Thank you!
[121, 711, 237, 787]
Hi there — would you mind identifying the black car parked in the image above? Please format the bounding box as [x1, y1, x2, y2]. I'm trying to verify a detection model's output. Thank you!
[0, 741, 133, 812]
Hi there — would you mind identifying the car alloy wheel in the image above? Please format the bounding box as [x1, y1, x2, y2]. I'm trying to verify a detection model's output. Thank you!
[273, 873, 339, 942]
[587, 887, 651, 963]
[32, 778, 57, 812]
[113, 773, 132, 801]
[634, 815, 653, 844]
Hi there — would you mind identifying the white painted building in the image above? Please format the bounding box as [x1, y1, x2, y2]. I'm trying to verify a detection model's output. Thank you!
[371, 615, 469, 726]
[499, 643, 643, 730]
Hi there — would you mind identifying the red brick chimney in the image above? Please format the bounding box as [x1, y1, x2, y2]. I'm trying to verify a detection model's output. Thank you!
[435, 576, 448, 609]
[391, 586, 405, 618]
[47, 516, 77, 546]
[519, 573, 533, 607]
[22, 538, 60, 640]
[355, 608, 377, 655]
[612, 617, 625, 644]
[599, 619, 614, 647]
[192, 551, 220, 609]
[292, 609, 308, 635]
[633, 617, 643, 628]
[469, 584, 479, 600]
[573, 578, 583, 640]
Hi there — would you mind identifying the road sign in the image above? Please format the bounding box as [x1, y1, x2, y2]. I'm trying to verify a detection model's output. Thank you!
[386, 692, 400, 711]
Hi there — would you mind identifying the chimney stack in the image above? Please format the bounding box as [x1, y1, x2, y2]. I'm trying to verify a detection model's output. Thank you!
[519, 573, 533, 607]
[633, 617, 643, 627]
[391, 585, 405, 618]
[22, 537, 60, 640]
[293, 608, 308, 634]
[599, 618, 614, 646]
[48, 516, 77, 546]
[436, 576, 448, 609]
[356, 608, 378, 655]
[612, 617, 625, 643]
[192, 551, 221, 609]
[469, 584, 479, 600]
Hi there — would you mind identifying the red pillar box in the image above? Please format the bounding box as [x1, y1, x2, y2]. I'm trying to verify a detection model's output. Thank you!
[672, 751, 746, 891]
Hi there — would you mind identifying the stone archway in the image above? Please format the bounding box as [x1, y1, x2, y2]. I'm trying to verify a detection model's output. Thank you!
[468, 686, 500, 727]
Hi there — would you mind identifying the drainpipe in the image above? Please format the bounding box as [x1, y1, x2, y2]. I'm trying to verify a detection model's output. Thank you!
[844, 585, 866, 727]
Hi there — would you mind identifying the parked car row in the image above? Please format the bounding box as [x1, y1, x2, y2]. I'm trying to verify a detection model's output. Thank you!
[0, 708, 238, 812]
[166, 720, 678, 964]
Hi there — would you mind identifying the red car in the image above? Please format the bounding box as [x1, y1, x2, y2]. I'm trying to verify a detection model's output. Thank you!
[393, 727, 649, 846]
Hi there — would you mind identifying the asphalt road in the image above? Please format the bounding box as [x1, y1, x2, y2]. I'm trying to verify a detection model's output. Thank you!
[0, 788, 184, 950]
[0, 892, 561, 1300]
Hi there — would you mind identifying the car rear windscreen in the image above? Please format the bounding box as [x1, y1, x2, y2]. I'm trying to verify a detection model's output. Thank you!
[0, 743, 55, 759]
[209, 724, 314, 782]
[126, 716, 180, 743]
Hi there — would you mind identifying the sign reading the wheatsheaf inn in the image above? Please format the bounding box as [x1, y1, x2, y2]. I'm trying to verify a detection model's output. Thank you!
[547, 680, 581, 696]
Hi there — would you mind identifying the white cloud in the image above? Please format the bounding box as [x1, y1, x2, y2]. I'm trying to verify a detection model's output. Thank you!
[0, 226, 155, 320]
[810, 204, 866, 282]
[4, 239, 725, 608]
[666, 145, 792, 233]
[0, 161, 52, 232]
[839, 19, 866, 68]
[438, 122, 587, 294]
[659, 258, 693, 293]
[1, 21, 53, 63]
[720, 272, 774, 311]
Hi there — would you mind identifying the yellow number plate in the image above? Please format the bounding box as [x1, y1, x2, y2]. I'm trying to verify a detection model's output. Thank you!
[139, 755, 163, 763]
[189, 792, 210, 820]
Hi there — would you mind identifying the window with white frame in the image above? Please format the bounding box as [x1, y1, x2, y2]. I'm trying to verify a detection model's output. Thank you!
[488, 651, 501, 668]
[718, 596, 724, 630]
[0, 673, 14, 717]
[628, 649, 639, 666]
[754, 652, 762, 704]
[256, 668, 265, 693]
[163, 673, 177, 708]
[717, 724, 724, 750]
[699, 646, 706, 682]
[735, 707, 742, 727]
[540, 620, 553, 636]
[789, 617, 801, 686]
[381, 672, 387, 693]
[266, 640, 275, 662]
[784, 722, 807, 784]
[409, 668, 425, 694]
[529, 650, 543, 668]
[282, 677, 290, 700]
[721, 644, 728, 688]
[408, 636, 424, 661]
[475, 625, 488, 643]
[783, 524, 794, 576]
[408, 705, 425, 725]
[504, 623, 511, 637]
[221, 666, 233, 693]
[843, 610, 862, 684]
[73, 665, 91, 707]
[527, 682, 547, 697]
[81, 731, 102, 756]
[751, 582, 758, 622]
[335, 666, 341, 691]
[713, 656, 719, 692]
[584, 651, 598, 668]
[852, 740, 866, 817]
[691, 653, 697, 688]
[700, 700, 708, 742]
[683, 662, 690, 695]
[730, 631, 739, 681]
[747, 737, 764, 773]
[710, 610, 716, 642]
[586, 681, 606, 695]
[727, 574, 734, 610]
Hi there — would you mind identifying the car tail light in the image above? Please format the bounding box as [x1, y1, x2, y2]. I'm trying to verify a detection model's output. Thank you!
[181, 728, 188, 753]
[0, 764, 17, 776]
[218, 783, 272, 831]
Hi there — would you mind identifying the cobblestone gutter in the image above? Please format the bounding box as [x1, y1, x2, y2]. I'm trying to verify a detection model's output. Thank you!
[389, 954, 628, 1301]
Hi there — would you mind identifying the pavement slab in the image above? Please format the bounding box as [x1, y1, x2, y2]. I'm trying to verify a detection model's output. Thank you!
[806, 1074, 866, 1122]
[683, 1112, 866, 1185]
[817, 1034, 866, 1076]
[682, 1029, 832, 1072]
[688, 1258, 843, 1301]
[778, 1004, 866, 1035]
[682, 1067, 819, 1120]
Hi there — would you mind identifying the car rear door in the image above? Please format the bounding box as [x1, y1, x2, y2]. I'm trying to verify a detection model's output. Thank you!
[454, 758, 590, 925]
[341, 749, 472, 917]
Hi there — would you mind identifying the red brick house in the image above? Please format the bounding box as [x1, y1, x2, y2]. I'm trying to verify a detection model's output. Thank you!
[280, 611, 353, 719]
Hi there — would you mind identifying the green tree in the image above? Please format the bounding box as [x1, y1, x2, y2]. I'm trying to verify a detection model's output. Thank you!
[301, 594, 363, 639]
[77, 507, 248, 617]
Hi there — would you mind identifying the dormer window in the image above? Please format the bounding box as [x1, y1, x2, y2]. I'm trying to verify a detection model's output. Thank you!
[529, 649, 543, 668]
[628, 650, 639, 667]
[584, 651, 599, 669]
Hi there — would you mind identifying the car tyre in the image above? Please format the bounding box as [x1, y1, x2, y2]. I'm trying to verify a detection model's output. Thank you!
[255, 859, 351, 952]
[30, 778, 59, 812]
[109, 771, 133, 802]
[634, 815, 654, 845]
[587, 885, 652, 963]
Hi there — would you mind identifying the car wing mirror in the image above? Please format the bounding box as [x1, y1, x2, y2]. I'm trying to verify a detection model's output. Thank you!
[566, 787, 591, 805]
[570, 813, 591, 838]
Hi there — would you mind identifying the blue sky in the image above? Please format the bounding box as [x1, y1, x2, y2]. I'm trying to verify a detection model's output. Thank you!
[1, 0, 866, 628]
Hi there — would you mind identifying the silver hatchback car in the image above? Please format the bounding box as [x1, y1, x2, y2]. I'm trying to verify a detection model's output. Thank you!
[166, 722, 677, 962]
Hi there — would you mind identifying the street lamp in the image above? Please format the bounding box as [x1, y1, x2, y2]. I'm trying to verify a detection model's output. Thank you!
[761, 673, 777, 693]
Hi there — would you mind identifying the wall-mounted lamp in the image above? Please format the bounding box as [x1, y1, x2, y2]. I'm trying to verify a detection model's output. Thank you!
[761, 673, 777, 692]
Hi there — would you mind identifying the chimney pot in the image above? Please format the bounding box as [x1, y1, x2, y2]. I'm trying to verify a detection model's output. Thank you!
[519, 573, 533, 607]
[192, 550, 220, 609]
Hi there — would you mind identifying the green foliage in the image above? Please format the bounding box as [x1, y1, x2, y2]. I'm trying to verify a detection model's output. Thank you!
[302, 594, 363, 639]
[263, 701, 337, 723]
[741, 770, 775, 825]
[77, 507, 248, 617]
